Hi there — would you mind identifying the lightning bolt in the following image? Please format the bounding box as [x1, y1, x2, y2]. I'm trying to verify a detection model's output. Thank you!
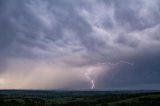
[85, 60, 134, 90]
[85, 67, 95, 90]
[91, 80, 95, 89]
[108, 60, 134, 66]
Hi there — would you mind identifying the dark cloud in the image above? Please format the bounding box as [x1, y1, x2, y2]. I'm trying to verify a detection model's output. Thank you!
[115, 34, 139, 48]
[0, 0, 160, 90]
[97, 51, 160, 90]
[113, 0, 160, 31]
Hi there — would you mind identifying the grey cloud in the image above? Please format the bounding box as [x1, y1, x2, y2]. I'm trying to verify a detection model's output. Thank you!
[115, 34, 139, 48]
[112, 0, 160, 30]
[0, 0, 160, 89]
[97, 51, 160, 90]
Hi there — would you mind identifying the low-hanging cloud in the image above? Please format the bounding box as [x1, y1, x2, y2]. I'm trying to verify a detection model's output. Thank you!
[0, 0, 160, 90]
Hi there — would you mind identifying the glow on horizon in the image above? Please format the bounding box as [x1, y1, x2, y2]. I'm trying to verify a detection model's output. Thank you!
[0, 79, 5, 85]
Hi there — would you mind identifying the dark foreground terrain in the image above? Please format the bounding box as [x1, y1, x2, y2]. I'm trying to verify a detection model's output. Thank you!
[0, 90, 160, 106]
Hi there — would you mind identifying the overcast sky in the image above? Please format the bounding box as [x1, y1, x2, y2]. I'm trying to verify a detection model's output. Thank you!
[0, 0, 160, 90]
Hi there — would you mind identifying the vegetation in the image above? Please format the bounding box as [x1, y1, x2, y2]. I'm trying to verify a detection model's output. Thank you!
[0, 90, 160, 106]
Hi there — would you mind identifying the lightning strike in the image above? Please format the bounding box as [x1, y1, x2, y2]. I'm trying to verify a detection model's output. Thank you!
[108, 61, 134, 66]
[91, 80, 95, 89]
[85, 67, 94, 90]
[85, 61, 134, 90]
[85, 63, 105, 90]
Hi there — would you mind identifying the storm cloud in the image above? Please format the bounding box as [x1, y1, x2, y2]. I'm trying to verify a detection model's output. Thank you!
[0, 0, 160, 90]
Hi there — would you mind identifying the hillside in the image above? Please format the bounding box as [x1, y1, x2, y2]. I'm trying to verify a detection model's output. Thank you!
[0, 90, 160, 106]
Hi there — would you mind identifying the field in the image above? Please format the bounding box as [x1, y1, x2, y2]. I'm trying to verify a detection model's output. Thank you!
[0, 90, 160, 106]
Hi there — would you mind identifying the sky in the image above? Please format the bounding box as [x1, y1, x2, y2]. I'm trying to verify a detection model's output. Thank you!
[0, 0, 160, 90]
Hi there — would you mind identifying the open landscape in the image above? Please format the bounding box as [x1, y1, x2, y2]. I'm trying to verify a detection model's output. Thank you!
[1, 0, 160, 106]
[0, 90, 160, 106]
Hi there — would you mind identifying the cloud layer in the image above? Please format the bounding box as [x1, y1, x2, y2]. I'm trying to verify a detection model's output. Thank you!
[0, 0, 160, 90]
